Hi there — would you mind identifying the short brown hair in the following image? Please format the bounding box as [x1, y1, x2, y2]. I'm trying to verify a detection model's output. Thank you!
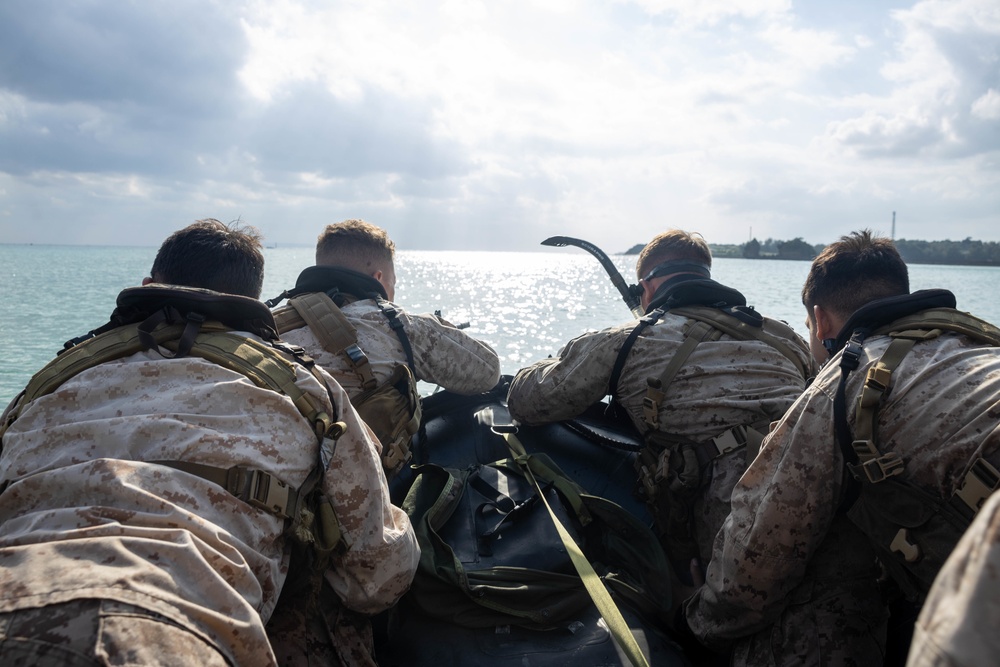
[315, 219, 395, 273]
[802, 229, 909, 320]
[150, 219, 264, 298]
[636, 229, 712, 279]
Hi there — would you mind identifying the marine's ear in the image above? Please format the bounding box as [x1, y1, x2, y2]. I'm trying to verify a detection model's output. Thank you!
[812, 304, 841, 342]
[142, 276, 153, 286]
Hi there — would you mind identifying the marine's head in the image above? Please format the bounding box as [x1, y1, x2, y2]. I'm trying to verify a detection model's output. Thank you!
[315, 219, 397, 301]
[635, 229, 713, 310]
[802, 229, 909, 363]
[145, 219, 265, 298]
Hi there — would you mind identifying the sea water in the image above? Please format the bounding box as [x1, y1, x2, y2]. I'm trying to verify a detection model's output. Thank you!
[2, 244, 999, 407]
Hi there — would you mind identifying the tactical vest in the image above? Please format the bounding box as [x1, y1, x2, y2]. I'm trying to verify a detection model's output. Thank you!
[1, 285, 350, 569]
[268, 266, 422, 479]
[608, 277, 812, 565]
[831, 290, 1000, 601]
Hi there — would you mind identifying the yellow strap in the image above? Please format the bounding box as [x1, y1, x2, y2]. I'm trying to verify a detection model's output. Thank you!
[499, 430, 651, 667]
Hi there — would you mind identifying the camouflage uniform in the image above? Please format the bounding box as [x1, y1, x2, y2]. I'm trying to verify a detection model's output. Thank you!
[685, 330, 1000, 665]
[507, 306, 812, 568]
[280, 299, 501, 397]
[907, 490, 1000, 667]
[0, 345, 419, 666]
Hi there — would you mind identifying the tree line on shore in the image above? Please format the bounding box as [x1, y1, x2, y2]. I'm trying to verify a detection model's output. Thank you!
[625, 237, 1000, 266]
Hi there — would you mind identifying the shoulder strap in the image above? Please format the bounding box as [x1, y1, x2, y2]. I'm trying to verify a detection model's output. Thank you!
[275, 292, 377, 391]
[608, 310, 663, 399]
[376, 300, 417, 374]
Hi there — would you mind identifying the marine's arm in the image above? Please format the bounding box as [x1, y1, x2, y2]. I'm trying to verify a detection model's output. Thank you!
[405, 312, 501, 394]
[318, 376, 419, 614]
[682, 383, 845, 648]
[506, 328, 623, 425]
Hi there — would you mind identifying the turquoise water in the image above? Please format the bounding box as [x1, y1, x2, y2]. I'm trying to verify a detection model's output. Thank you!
[2, 244, 999, 407]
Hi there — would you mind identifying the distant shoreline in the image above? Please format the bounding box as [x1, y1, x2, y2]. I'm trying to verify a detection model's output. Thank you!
[622, 239, 1000, 268]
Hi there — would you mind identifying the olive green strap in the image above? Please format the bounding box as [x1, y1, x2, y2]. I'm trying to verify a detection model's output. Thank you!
[642, 320, 718, 431]
[499, 430, 651, 667]
[850, 335, 917, 483]
[287, 293, 377, 391]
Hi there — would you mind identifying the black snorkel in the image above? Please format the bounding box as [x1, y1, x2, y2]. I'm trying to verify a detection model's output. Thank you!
[541, 236, 645, 318]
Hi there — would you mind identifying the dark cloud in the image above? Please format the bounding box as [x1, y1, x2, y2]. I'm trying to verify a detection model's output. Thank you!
[0, 0, 248, 178]
[0, 0, 245, 111]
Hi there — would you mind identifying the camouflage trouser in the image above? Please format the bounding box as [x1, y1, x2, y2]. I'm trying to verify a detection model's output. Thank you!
[266, 585, 376, 667]
[0, 599, 231, 666]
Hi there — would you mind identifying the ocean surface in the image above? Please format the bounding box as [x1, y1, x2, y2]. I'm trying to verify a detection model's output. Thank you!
[2, 244, 999, 407]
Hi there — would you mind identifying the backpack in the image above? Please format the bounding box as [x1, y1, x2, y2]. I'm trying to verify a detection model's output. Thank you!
[400, 451, 673, 630]
[833, 298, 1000, 601]
[273, 291, 421, 478]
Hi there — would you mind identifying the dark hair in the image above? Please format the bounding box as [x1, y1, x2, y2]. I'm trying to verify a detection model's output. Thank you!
[315, 219, 395, 273]
[802, 229, 909, 320]
[150, 219, 265, 298]
[636, 229, 712, 279]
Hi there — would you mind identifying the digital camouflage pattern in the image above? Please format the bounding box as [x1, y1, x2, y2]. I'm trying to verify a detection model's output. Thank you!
[0, 344, 419, 666]
[280, 299, 501, 397]
[506, 309, 814, 566]
[0, 599, 229, 666]
[907, 489, 1000, 667]
[686, 331, 1000, 664]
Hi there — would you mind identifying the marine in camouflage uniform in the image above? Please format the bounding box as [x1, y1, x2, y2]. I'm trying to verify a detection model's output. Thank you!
[682, 231, 1000, 665]
[0, 221, 419, 667]
[267, 219, 499, 664]
[276, 219, 501, 399]
[907, 490, 1000, 667]
[507, 230, 845, 664]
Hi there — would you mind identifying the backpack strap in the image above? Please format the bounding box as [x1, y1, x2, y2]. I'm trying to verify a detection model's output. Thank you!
[274, 292, 378, 392]
[376, 300, 417, 374]
[641, 320, 720, 432]
[497, 427, 652, 667]
[608, 309, 664, 399]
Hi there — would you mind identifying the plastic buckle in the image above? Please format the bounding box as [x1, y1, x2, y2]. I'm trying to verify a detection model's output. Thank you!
[247, 470, 293, 519]
[712, 426, 747, 458]
[955, 458, 1000, 515]
[861, 452, 905, 483]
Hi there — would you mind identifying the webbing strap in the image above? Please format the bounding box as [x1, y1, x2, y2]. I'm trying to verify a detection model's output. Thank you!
[642, 320, 718, 431]
[498, 430, 651, 667]
[286, 293, 377, 392]
[849, 336, 916, 483]
[377, 301, 417, 374]
[609, 310, 662, 399]
[151, 460, 300, 520]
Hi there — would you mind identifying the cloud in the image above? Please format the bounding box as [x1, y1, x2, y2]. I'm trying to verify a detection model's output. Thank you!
[0, 0, 997, 250]
[827, 0, 1000, 159]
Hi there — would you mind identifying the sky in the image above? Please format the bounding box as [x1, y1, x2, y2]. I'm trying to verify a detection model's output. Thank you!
[0, 0, 998, 252]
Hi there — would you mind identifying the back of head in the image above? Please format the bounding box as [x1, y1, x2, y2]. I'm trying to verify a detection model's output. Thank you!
[150, 219, 265, 298]
[315, 219, 395, 274]
[636, 229, 713, 279]
[802, 229, 909, 320]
